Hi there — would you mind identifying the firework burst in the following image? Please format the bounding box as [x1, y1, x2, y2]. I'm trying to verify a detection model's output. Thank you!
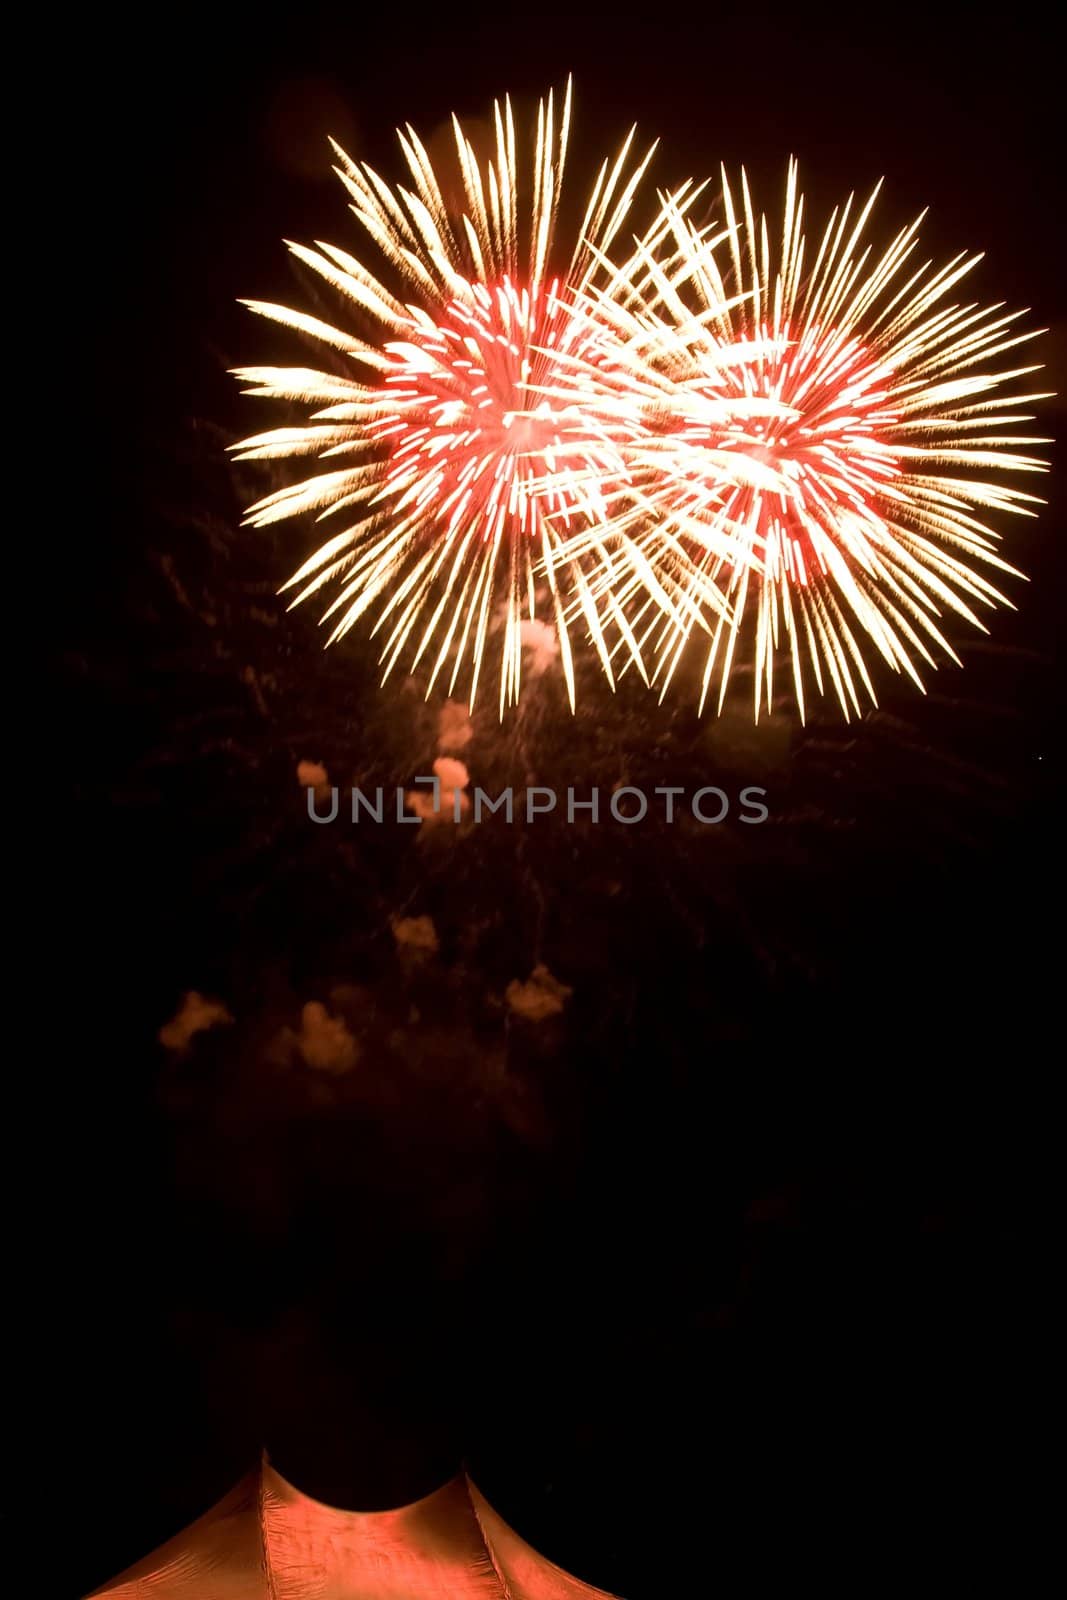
[566, 161, 1050, 721]
[232, 82, 661, 713]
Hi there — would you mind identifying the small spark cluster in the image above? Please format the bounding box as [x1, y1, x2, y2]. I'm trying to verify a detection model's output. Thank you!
[233, 84, 1049, 720]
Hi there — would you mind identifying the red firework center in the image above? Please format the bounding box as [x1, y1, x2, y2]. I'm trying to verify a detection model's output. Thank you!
[711, 324, 903, 587]
[369, 276, 614, 542]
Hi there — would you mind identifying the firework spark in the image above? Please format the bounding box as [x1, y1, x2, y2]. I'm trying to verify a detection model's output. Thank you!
[565, 162, 1050, 721]
[232, 82, 661, 713]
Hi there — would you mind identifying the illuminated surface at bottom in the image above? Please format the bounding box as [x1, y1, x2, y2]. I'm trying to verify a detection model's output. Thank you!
[89, 1458, 618, 1599]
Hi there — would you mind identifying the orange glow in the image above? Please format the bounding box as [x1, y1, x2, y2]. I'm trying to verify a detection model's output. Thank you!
[90, 1459, 618, 1598]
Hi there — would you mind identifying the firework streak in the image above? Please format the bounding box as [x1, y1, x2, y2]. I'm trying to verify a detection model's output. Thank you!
[234, 92, 1049, 720]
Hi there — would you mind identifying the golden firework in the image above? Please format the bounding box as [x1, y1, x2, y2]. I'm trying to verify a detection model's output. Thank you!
[561, 161, 1050, 720]
[232, 82, 662, 713]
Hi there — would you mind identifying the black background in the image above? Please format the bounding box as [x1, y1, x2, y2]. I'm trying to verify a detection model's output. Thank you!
[52, 7, 1062, 1596]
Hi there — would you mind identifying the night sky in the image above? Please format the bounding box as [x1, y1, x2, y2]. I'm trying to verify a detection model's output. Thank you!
[54, 8, 1062, 1596]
